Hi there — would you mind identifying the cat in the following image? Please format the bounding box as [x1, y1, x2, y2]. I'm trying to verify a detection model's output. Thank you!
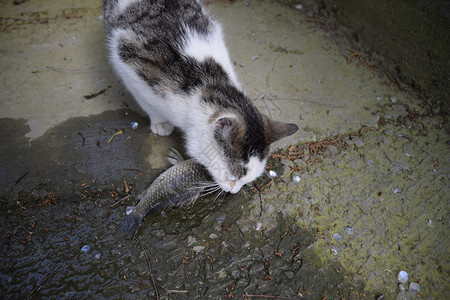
[103, 0, 298, 194]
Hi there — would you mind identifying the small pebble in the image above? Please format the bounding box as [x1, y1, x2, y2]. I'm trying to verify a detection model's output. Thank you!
[345, 226, 354, 235]
[392, 187, 401, 194]
[216, 213, 226, 223]
[426, 218, 434, 227]
[267, 170, 277, 178]
[126, 206, 135, 215]
[376, 96, 382, 101]
[397, 270, 408, 283]
[81, 245, 90, 253]
[192, 245, 205, 253]
[332, 233, 343, 242]
[409, 282, 420, 294]
[330, 246, 339, 255]
[130, 121, 139, 130]
[294, 4, 303, 10]
[293, 175, 301, 183]
[255, 222, 262, 231]
[187, 235, 197, 246]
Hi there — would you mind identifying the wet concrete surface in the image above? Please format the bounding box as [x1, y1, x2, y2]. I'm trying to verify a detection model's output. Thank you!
[0, 0, 448, 299]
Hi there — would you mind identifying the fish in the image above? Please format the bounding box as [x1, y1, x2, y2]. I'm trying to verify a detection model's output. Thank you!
[118, 150, 221, 238]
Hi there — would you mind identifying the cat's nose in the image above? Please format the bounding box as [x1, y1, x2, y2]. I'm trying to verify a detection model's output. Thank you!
[229, 181, 240, 194]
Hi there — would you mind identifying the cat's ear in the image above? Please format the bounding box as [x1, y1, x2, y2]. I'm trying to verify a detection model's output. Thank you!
[214, 117, 233, 132]
[213, 115, 245, 151]
[263, 115, 299, 145]
[213, 117, 237, 145]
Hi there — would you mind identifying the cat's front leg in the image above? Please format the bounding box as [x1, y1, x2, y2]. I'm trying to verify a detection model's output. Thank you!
[148, 112, 174, 136]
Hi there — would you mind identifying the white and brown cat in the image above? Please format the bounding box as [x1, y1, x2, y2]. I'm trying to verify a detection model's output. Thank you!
[104, 0, 298, 193]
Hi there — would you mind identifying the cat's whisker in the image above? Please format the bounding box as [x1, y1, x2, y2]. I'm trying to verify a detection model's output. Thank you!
[213, 189, 226, 202]
[200, 186, 223, 197]
[199, 182, 219, 189]
[201, 189, 220, 196]
[192, 181, 220, 192]
[185, 181, 217, 193]
[192, 180, 227, 201]
[199, 185, 219, 193]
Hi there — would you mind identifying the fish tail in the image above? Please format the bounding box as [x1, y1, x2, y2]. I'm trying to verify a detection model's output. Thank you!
[118, 214, 142, 239]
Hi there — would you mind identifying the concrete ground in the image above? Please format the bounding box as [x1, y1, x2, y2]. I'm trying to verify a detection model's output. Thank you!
[0, 0, 448, 299]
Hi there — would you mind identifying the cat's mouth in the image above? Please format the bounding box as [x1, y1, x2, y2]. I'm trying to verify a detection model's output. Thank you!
[213, 179, 233, 194]
[218, 180, 242, 194]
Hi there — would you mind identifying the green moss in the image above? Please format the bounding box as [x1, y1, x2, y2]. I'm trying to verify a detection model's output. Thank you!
[252, 114, 449, 297]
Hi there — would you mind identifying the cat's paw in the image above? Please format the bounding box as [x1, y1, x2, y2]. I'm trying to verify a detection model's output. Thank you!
[151, 122, 174, 136]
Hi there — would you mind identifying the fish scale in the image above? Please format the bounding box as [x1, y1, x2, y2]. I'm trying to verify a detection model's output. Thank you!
[118, 158, 213, 238]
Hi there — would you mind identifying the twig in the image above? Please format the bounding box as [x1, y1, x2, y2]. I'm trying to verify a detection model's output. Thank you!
[327, 33, 348, 60]
[123, 180, 131, 194]
[134, 237, 160, 300]
[270, 96, 344, 108]
[24, 273, 53, 300]
[243, 293, 300, 300]
[83, 85, 111, 100]
[45, 65, 108, 73]
[253, 93, 344, 109]
[78, 132, 85, 147]
[253, 183, 263, 220]
[107, 195, 130, 209]
[265, 54, 282, 93]
[108, 129, 124, 143]
[235, 224, 246, 242]
[14, 171, 29, 184]
[157, 283, 189, 294]
[120, 168, 143, 174]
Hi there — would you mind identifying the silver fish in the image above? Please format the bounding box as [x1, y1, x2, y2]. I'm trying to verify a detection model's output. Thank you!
[118, 151, 220, 238]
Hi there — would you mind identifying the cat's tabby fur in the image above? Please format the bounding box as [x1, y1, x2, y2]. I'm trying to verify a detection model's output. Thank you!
[104, 0, 298, 193]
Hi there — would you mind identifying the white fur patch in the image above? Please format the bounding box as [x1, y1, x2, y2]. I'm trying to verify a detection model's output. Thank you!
[182, 25, 240, 88]
[108, 29, 174, 128]
[230, 156, 266, 194]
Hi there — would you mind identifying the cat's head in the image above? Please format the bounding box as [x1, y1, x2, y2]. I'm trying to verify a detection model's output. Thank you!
[198, 110, 298, 194]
